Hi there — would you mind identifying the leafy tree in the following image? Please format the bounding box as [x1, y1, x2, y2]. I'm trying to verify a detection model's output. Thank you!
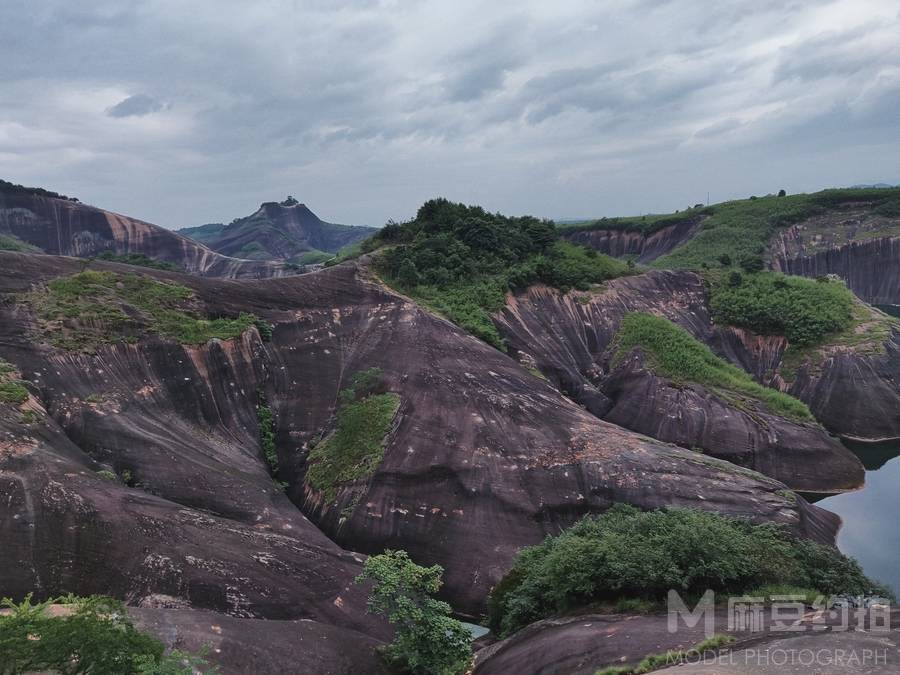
[357, 551, 472, 675]
[778, 189, 787, 197]
[739, 256, 765, 274]
[397, 258, 421, 288]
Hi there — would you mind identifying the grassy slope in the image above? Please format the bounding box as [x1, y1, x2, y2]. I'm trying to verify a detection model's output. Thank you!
[0, 233, 41, 253]
[556, 187, 900, 267]
[613, 312, 813, 422]
[654, 188, 900, 269]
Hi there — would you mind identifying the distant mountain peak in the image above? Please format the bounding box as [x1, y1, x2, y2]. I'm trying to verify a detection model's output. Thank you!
[177, 199, 376, 264]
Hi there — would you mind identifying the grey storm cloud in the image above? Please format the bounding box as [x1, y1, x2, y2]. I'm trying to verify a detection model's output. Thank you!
[106, 94, 165, 118]
[0, 0, 899, 230]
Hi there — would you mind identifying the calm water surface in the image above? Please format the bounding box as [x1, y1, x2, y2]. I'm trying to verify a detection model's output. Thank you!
[817, 439, 900, 597]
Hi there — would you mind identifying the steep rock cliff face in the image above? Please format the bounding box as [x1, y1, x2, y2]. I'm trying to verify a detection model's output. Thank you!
[709, 315, 900, 442]
[0, 189, 289, 278]
[561, 217, 701, 263]
[0, 252, 834, 621]
[773, 234, 900, 306]
[0, 253, 388, 672]
[599, 353, 862, 491]
[769, 208, 900, 305]
[494, 271, 895, 468]
[784, 333, 900, 441]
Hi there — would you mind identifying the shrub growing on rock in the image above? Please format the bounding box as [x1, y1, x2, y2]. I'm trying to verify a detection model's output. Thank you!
[708, 271, 855, 346]
[488, 504, 889, 637]
[0, 594, 213, 674]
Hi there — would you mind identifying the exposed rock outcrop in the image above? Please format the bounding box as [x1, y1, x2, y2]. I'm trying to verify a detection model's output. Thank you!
[773, 234, 900, 306]
[599, 352, 863, 491]
[769, 208, 900, 305]
[0, 188, 290, 278]
[494, 270, 896, 467]
[131, 607, 388, 674]
[561, 217, 702, 263]
[0, 252, 835, 621]
[474, 608, 900, 675]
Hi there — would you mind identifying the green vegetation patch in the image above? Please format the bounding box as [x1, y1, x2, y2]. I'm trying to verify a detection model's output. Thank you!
[778, 299, 898, 382]
[0, 360, 28, 405]
[95, 251, 180, 271]
[0, 233, 41, 253]
[0, 594, 213, 674]
[26, 270, 258, 351]
[488, 504, 890, 637]
[357, 550, 472, 675]
[613, 312, 813, 422]
[307, 369, 400, 502]
[708, 272, 855, 346]
[0, 178, 78, 202]
[653, 187, 900, 270]
[367, 199, 628, 350]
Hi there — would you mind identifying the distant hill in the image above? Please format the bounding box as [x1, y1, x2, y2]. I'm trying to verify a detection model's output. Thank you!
[0, 179, 291, 279]
[178, 197, 376, 264]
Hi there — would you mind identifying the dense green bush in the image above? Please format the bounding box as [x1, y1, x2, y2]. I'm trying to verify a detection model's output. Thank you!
[488, 505, 889, 637]
[371, 199, 627, 349]
[357, 551, 472, 675]
[0, 594, 213, 674]
[613, 312, 812, 421]
[708, 272, 854, 346]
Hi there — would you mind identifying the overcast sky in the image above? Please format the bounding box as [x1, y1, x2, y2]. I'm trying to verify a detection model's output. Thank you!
[2, 1, 899, 229]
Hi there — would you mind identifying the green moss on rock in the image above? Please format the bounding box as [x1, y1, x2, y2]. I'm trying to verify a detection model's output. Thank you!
[26, 270, 259, 351]
[307, 391, 400, 502]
